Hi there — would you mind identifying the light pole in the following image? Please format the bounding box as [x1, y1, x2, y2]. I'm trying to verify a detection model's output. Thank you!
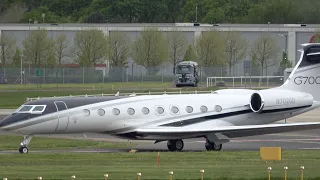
[20, 53, 23, 84]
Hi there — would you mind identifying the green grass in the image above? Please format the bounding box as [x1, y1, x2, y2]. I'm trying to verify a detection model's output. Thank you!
[0, 150, 319, 180]
[0, 135, 134, 150]
[0, 83, 219, 109]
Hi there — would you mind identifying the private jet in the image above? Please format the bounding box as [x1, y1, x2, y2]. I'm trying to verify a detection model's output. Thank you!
[2, 43, 320, 154]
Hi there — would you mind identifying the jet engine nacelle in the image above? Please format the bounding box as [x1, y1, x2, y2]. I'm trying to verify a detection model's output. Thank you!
[249, 89, 313, 113]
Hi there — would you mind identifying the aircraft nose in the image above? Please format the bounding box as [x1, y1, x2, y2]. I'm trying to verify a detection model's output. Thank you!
[0, 115, 13, 129]
[0, 119, 4, 128]
[0, 117, 9, 129]
[0, 113, 25, 130]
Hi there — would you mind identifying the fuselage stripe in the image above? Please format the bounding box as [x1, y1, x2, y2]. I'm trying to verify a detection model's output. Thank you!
[160, 105, 311, 127]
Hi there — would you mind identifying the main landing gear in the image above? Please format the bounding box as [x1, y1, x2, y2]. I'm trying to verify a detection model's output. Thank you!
[166, 139, 223, 151]
[167, 139, 184, 151]
[205, 139, 222, 151]
[19, 135, 33, 154]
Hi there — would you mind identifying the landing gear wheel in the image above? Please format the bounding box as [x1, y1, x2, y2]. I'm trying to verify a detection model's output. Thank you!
[19, 146, 28, 154]
[205, 141, 222, 151]
[167, 139, 184, 152]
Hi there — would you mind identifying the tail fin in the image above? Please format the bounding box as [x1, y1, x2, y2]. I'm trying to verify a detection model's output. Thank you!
[280, 43, 320, 101]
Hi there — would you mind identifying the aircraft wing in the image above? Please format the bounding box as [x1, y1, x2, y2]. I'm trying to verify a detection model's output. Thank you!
[135, 122, 320, 138]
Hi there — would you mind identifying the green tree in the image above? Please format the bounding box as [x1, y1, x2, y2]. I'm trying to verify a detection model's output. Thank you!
[280, 51, 292, 69]
[183, 44, 196, 62]
[12, 48, 21, 67]
[55, 34, 68, 66]
[164, 0, 186, 22]
[0, 34, 16, 66]
[46, 39, 57, 67]
[21, 6, 63, 23]
[132, 27, 168, 75]
[22, 28, 52, 67]
[167, 28, 188, 74]
[136, 0, 167, 23]
[194, 29, 224, 70]
[5, 0, 320, 24]
[222, 31, 249, 76]
[73, 28, 108, 66]
[251, 32, 280, 76]
[107, 31, 131, 81]
[108, 31, 131, 67]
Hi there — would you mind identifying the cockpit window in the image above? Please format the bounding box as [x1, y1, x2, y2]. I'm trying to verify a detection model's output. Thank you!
[18, 105, 33, 112]
[16, 105, 46, 113]
[32, 106, 45, 112]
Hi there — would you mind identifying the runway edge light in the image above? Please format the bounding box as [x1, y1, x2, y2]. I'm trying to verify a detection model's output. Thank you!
[169, 171, 173, 180]
[137, 173, 141, 180]
[284, 166, 288, 180]
[300, 166, 305, 180]
[200, 169, 204, 180]
[260, 147, 282, 160]
[267, 167, 272, 180]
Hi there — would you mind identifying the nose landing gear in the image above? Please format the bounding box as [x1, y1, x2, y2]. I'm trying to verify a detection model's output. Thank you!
[19, 135, 33, 154]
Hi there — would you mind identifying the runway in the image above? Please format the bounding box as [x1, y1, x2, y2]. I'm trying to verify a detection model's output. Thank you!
[0, 108, 320, 153]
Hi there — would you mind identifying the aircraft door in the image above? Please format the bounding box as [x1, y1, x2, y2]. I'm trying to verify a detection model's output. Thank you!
[54, 101, 69, 131]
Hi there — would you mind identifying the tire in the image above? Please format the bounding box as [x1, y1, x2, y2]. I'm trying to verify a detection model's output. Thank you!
[205, 142, 222, 151]
[213, 143, 222, 151]
[175, 140, 184, 151]
[19, 146, 28, 154]
[167, 139, 184, 151]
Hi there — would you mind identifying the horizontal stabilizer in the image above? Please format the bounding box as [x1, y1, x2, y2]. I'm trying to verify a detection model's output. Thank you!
[136, 122, 320, 138]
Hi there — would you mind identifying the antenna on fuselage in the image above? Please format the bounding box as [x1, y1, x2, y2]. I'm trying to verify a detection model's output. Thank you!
[115, 91, 120, 97]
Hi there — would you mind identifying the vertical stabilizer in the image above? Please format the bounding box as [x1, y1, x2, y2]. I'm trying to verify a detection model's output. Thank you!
[280, 43, 320, 101]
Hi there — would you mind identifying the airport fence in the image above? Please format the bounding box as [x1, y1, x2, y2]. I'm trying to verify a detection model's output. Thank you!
[0, 64, 285, 85]
[206, 76, 284, 88]
[0, 166, 307, 180]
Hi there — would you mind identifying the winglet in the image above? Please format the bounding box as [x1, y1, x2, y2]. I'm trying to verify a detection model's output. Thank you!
[115, 91, 120, 97]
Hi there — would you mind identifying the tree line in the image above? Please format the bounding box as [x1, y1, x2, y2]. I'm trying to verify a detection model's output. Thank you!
[0, 27, 291, 76]
[1, 0, 320, 24]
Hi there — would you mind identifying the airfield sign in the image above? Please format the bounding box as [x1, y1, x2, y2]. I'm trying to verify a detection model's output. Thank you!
[37, 69, 43, 76]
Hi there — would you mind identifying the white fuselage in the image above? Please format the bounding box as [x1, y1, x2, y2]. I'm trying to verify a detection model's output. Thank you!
[4, 90, 317, 140]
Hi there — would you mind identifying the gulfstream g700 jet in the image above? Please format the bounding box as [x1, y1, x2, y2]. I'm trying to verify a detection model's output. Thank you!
[2, 43, 320, 154]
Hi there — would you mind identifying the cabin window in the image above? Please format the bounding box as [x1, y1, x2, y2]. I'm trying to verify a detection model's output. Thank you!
[83, 109, 90, 116]
[215, 105, 222, 112]
[97, 108, 105, 116]
[200, 105, 208, 113]
[171, 106, 179, 114]
[156, 107, 165, 115]
[142, 107, 149, 115]
[112, 108, 120, 115]
[185, 106, 193, 113]
[127, 108, 135, 115]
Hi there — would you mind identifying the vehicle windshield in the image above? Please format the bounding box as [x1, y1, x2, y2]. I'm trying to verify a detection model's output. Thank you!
[176, 65, 194, 74]
[15, 105, 46, 113]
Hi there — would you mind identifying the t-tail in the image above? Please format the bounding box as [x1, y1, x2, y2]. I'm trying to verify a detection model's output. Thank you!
[279, 43, 320, 102]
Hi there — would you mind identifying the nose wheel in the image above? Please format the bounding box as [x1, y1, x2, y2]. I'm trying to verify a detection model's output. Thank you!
[167, 139, 184, 151]
[19, 135, 33, 154]
[19, 146, 28, 153]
